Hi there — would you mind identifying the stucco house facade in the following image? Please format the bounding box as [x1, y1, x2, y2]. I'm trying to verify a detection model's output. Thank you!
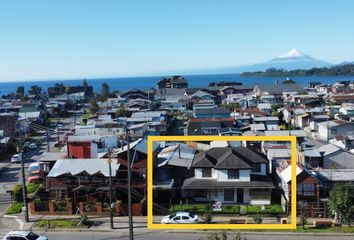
[182, 147, 275, 205]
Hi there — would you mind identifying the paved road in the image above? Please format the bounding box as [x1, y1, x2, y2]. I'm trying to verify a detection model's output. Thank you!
[0, 231, 349, 240]
[0, 116, 77, 212]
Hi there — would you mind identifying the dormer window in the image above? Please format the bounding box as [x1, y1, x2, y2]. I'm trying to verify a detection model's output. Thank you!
[202, 168, 212, 178]
[227, 169, 239, 179]
[252, 164, 261, 173]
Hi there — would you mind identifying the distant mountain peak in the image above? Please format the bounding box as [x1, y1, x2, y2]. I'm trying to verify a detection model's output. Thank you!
[278, 48, 307, 59]
[269, 48, 318, 64]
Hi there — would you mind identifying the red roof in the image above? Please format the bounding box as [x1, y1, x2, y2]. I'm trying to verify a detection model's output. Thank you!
[332, 94, 354, 100]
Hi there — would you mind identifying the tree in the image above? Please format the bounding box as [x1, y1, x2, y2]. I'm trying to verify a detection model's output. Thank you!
[89, 100, 99, 113]
[328, 183, 354, 226]
[116, 103, 131, 117]
[16, 86, 25, 99]
[82, 79, 88, 86]
[283, 79, 296, 84]
[299, 203, 308, 230]
[101, 82, 110, 101]
[28, 85, 42, 95]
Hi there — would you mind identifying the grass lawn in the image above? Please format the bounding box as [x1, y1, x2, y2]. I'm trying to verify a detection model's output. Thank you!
[34, 219, 86, 228]
[6, 202, 23, 214]
[252, 226, 354, 233]
[294, 226, 354, 233]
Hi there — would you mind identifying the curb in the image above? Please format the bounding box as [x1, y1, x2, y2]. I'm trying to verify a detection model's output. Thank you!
[165, 230, 354, 237]
[25, 227, 354, 236]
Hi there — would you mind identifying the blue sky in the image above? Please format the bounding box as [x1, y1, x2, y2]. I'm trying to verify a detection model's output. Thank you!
[1, 0, 354, 82]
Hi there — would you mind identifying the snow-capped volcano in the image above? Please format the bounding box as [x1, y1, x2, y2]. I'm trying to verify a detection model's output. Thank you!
[278, 48, 308, 59]
[270, 48, 317, 62]
[181, 48, 332, 74]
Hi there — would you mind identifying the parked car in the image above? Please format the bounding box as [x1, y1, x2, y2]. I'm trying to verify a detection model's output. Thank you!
[57, 124, 64, 130]
[161, 212, 199, 224]
[29, 143, 38, 150]
[2, 231, 48, 240]
[11, 153, 23, 164]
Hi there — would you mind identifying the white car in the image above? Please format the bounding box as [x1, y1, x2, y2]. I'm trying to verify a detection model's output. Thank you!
[2, 231, 48, 240]
[11, 153, 23, 164]
[29, 143, 37, 150]
[57, 124, 63, 130]
[161, 212, 199, 224]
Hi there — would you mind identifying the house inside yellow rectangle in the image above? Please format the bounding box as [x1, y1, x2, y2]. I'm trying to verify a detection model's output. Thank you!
[147, 135, 297, 229]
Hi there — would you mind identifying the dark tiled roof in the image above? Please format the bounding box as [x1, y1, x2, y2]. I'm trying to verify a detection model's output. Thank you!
[189, 117, 234, 122]
[256, 83, 305, 94]
[214, 151, 252, 169]
[185, 88, 201, 95]
[194, 107, 230, 115]
[192, 147, 268, 168]
[182, 175, 275, 189]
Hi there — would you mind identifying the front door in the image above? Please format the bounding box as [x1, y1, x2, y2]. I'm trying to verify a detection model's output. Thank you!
[237, 189, 244, 203]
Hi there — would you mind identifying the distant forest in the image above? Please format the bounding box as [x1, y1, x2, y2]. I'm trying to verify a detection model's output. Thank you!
[241, 63, 354, 77]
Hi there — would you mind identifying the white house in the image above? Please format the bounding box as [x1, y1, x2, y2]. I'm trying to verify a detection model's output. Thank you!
[182, 147, 274, 205]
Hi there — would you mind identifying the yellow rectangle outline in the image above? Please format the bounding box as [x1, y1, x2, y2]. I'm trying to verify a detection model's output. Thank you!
[147, 135, 297, 229]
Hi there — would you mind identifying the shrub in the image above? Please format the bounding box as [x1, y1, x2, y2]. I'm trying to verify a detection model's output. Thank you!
[12, 185, 23, 202]
[6, 202, 23, 214]
[85, 202, 96, 212]
[54, 201, 67, 212]
[253, 213, 263, 224]
[26, 183, 40, 193]
[34, 198, 49, 211]
[203, 205, 213, 223]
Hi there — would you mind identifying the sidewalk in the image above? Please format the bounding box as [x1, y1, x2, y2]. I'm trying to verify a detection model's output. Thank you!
[4, 214, 353, 236]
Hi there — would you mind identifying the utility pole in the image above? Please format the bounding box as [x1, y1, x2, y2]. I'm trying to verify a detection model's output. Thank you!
[46, 130, 50, 152]
[126, 129, 134, 240]
[57, 100, 60, 146]
[17, 122, 29, 222]
[108, 148, 114, 229]
[73, 101, 77, 126]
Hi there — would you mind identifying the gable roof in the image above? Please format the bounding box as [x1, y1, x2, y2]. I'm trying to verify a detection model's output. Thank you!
[256, 83, 305, 94]
[192, 147, 268, 169]
[48, 159, 120, 177]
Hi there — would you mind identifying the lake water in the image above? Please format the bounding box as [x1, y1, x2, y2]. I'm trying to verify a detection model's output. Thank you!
[1, 74, 354, 96]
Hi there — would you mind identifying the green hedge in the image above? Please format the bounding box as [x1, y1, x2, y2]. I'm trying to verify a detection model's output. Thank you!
[170, 204, 207, 213]
[6, 202, 23, 214]
[169, 204, 282, 214]
[220, 205, 240, 214]
[246, 204, 284, 214]
[169, 204, 240, 214]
